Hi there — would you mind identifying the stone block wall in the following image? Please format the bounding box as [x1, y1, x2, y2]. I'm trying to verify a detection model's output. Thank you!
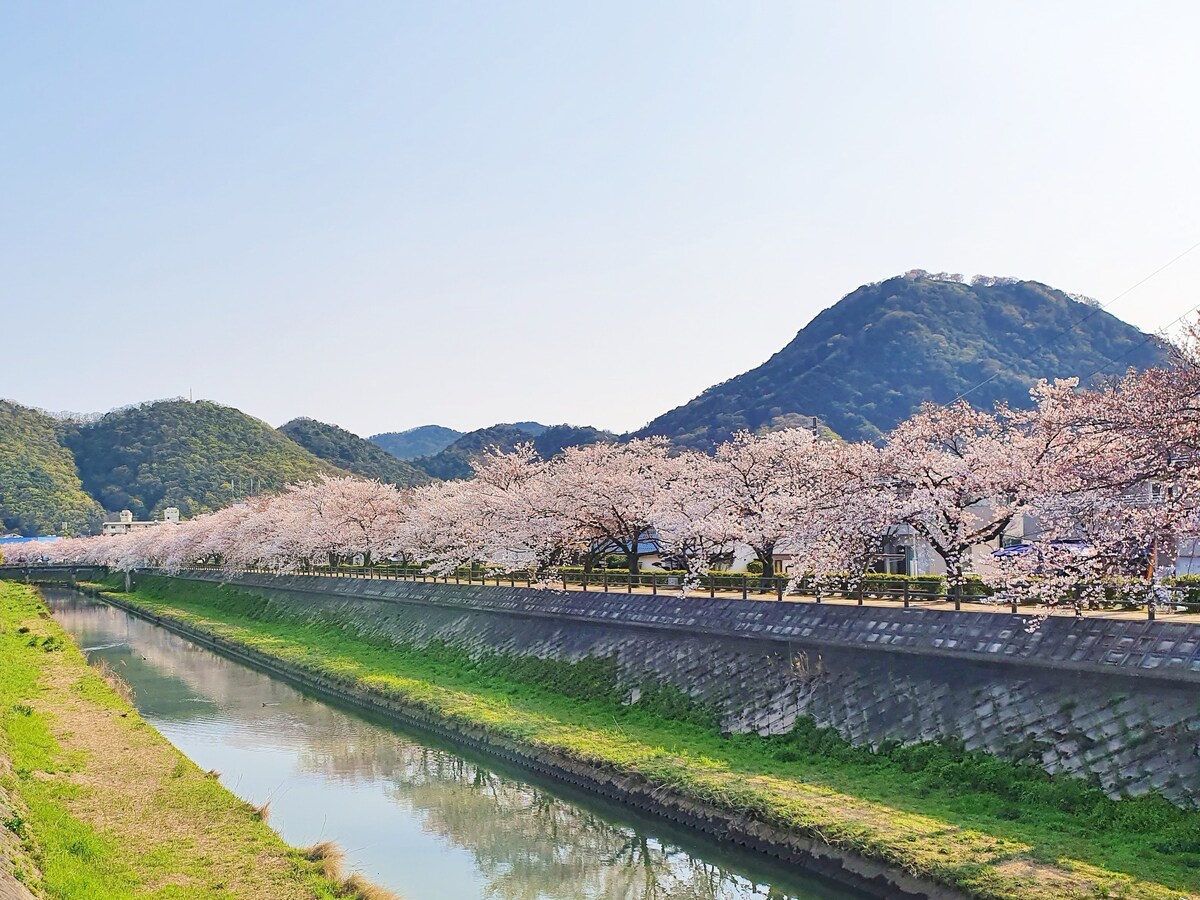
[179, 572, 1200, 806]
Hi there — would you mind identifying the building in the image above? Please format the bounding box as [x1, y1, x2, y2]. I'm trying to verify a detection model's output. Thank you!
[101, 507, 180, 536]
[772, 509, 1034, 579]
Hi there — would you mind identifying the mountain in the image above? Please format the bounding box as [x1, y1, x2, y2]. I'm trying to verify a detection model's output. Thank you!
[64, 399, 343, 519]
[411, 422, 611, 479]
[370, 425, 463, 460]
[0, 401, 103, 536]
[370, 422, 549, 461]
[510, 421, 549, 437]
[412, 425, 535, 480]
[532, 424, 615, 459]
[637, 273, 1172, 446]
[279, 418, 431, 487]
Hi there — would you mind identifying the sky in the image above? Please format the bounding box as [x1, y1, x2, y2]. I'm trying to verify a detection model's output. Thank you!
[3, 2, 1199, 437]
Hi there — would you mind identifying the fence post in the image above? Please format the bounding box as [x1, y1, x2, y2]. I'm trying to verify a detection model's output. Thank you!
[627, 573, 633, 594]
[953, 583, 962, 611]
[903, 582, 910, 608]
[741, 574, 748, 601]
[603, 570, 608, 593]
[582, 571, 588, 591]
[652, 573, 658, 595]
[709, 575, 715, 599]
[857, 583, 864, 606]
[776, 576, 783, 601]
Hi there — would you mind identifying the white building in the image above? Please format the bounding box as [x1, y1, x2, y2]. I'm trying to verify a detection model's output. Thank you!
[101, 507, 180, 536]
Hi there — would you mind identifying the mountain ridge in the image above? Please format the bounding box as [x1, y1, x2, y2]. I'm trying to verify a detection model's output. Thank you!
[280, 418, 432, 487]
[636, 273, 1170, 446]
[63, 399, 346, 520]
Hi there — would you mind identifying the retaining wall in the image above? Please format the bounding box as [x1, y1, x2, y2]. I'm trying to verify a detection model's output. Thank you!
[173, 571, 1200, 805]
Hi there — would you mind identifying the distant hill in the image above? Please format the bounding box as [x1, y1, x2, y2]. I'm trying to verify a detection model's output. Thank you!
[510, 421, 549, 437]
[532, 424, 615, 459]
[0, 400, 102, 536]
[412, 425, 535, 480]
[411, 422, 610, 479]
[636, 273, 1171, 446]
[370, 425, 463, 460]
[64, 399, 343, 519]
[371, 422, 550, 461]
[280, 418, 431, 487]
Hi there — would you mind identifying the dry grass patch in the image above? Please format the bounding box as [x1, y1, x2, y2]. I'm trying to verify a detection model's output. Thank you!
[90, 658, 134, 705]
[342, 872, 403, 900]
[303, 839, 346, 881]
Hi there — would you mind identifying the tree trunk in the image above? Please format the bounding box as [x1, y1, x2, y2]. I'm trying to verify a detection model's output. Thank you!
[757, 551, 774, 593]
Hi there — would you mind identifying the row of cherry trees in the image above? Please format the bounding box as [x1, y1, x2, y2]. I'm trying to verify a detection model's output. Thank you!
[13, 329, 1200, 609]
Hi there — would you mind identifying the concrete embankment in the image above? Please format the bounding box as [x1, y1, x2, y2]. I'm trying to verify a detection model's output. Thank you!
[95, 587, 961, 899]
[174, 569, 1200, 806]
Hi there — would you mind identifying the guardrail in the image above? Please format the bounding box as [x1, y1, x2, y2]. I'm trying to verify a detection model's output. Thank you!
[165, 564, 1199, 619]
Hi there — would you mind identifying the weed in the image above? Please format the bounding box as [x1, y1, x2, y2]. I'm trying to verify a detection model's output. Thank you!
[341, 872, 402, 900]
[302, 839, 345, 880]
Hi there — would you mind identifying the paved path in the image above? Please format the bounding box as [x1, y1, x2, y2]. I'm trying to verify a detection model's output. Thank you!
[259, 568, 1200, 624]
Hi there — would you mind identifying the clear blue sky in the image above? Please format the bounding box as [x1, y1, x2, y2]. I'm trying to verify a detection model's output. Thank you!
[3, 2, 1199, 436]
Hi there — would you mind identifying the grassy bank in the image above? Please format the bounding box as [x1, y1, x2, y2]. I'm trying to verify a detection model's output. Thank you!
[104, 575, 1200, 900]
[0, 581, 395, 899]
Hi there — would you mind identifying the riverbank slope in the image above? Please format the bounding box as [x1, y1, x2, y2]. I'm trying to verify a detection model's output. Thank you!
[95, 574, 1200, 900]
[0, 581, 388, 900]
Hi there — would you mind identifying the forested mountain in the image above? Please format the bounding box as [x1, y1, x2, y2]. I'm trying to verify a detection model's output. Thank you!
[637, 273, 1171, 446]
[412, 425, 535, 480]
[370, 421, 549, 461]
[510, 421, 549, 436]
[280, 418, 431, 487]
[64, 400, 343, 519]
[370, 425, 463, 460]
[0, 401, 102, 536]
[532, 424, 615, 459]
[411, 422, 610, 479]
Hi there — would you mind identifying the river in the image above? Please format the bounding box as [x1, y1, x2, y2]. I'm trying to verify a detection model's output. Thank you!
[42, 588, 862, 900]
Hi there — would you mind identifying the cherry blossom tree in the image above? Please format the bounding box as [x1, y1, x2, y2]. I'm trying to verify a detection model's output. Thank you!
[650, 449, 738, 590]
[787, 441, 902, 598]
[542, 438, 672, 576]
[884, 401, 1029, 602]
[710, 429, 835, 590]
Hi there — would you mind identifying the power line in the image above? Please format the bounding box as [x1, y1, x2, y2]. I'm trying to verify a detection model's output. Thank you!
[950, 237, 1200, 405]
[1082, 295, 1200, 384]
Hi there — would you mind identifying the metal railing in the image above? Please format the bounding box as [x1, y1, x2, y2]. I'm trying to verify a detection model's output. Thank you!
[156, 563, 1199, 618]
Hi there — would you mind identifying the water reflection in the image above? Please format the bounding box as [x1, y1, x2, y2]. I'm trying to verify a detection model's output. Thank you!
[44, 590, 858, 900]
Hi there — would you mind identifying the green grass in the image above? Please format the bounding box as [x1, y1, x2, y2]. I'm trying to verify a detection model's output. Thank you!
[102, 574, 1200, 900]
[0, 581, 364, 899]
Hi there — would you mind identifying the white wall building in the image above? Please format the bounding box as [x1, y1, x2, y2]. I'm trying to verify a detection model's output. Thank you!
[101, 507, 180, 536]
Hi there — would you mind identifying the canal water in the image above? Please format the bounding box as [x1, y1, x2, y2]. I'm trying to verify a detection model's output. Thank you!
[43, 589, 862, 900]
